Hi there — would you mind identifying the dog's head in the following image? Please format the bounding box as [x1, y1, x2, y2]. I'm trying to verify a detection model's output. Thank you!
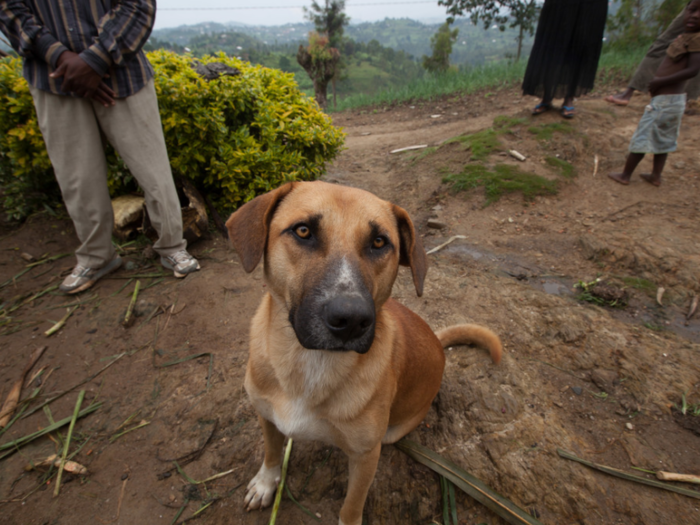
[226, 181, 427, 354]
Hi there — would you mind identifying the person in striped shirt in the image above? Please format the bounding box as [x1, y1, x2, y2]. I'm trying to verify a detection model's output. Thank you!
[0, 0, 200, 294]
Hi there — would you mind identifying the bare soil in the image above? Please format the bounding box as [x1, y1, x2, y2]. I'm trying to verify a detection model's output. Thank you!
[1, 86, 700, 525]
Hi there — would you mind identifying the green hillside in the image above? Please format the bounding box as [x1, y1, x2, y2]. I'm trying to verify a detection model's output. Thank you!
[147, 17, 534, 100]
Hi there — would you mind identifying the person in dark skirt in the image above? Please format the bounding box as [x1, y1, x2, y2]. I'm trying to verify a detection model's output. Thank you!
[523, 0, 608, 119]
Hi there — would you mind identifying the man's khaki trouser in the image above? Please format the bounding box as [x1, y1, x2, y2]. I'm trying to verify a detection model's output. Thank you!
[629, 9, 700, 99]
[30, 79, 186, 268]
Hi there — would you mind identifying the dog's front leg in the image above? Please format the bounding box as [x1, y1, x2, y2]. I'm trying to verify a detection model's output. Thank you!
[338, 442, 382, 525]
[244, 415, 286, 511]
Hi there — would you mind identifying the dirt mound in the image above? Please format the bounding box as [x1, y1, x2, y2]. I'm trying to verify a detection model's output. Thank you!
[1, 87, 700, 525]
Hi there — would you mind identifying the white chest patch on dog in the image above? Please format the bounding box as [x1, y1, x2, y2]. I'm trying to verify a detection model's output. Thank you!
[272, 398, 329, 441]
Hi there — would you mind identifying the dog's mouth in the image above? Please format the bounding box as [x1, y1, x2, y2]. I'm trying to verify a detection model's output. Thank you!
[289, 295, 376, 354]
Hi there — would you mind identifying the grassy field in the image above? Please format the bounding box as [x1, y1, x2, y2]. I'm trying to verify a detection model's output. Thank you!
[327, 47, 649, 113]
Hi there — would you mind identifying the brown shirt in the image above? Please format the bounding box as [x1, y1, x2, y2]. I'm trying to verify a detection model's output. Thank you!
[667, 31, 700, 62]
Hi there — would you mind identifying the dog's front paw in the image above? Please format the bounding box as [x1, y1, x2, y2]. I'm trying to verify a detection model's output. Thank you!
[244, 463, 281, 511]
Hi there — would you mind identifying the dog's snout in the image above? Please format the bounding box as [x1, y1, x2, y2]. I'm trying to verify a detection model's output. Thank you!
[323, 296, 374, 342]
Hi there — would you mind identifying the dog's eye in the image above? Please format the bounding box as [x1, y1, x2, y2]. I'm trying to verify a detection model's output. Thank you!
[372, 236, 387, 249]
[294, 225, 311, 239]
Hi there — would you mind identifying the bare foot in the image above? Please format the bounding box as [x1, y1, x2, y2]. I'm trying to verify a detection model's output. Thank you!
[604, 94, 630, 107]
[640, 173, 661, 186]
[608, 172, 630, 185]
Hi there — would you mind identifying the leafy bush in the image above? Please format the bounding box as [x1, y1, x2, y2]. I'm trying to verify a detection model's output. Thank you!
[0, 51, 345, 220]
[0, 57, 59, 221]
[149, 51, 344, 209]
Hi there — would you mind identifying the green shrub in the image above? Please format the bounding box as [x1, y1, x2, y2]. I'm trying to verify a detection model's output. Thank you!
[0, 51, 345, 220]
[0, 57, 59, 221]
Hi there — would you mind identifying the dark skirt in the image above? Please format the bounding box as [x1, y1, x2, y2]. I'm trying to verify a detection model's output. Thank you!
[522, 0, 608, 100]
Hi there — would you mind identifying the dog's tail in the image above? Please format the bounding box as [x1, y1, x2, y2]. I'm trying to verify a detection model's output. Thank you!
[435, 324, 502, 364]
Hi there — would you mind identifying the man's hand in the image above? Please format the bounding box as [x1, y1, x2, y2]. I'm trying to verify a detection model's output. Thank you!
[50, 51, 115, 106]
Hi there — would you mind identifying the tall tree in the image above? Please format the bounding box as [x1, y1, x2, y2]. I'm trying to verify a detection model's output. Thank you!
[304, 0, 349, 49]
[439, 0, 540, 61]
[297, 32, 340, 109]
[422, 22, 459, 73]
[304, 0, 349, 106]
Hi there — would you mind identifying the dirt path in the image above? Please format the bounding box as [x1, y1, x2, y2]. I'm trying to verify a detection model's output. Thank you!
[1, 86, 699, 525]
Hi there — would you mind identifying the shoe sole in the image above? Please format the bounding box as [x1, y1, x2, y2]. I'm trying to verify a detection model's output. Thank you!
[161, 258, 201, 278]
[62, 257, 123, 295]
[173, 262, 201, 278]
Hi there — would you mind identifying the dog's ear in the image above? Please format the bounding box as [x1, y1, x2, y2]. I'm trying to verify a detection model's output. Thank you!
[225, 182, 296, 273]
[393, 204, 428, 297]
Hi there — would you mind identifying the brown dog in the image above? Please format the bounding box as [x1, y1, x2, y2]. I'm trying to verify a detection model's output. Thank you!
[226, 181, 501, 525]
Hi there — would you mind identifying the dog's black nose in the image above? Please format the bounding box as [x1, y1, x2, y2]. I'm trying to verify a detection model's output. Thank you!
[323, 296, 374, 342]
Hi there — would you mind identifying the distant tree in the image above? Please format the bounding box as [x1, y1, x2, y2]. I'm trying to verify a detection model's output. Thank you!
[422, 22, 459, 73]
[304, 0, 349, 106]
[304, 0, 349, 49]
[439, 0, 540, 61]
[297, 32, 340, 109]
[607, 0, 656, 49]
[652, 0, 687, 35]
[278, 55, 291, 70]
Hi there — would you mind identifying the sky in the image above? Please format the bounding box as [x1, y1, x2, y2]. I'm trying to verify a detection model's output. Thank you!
[154, 0, 451, 29]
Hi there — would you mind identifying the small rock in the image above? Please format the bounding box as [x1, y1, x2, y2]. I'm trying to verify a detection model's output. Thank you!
[315, 513, 322, 519]
[20, 252, 35, 262]
[427, 219, 447, 230]
[124, 261, 137, 271]
[121, 472, 129, 480]
[626, 423, 634, 430]
[571, 386, 583, 396]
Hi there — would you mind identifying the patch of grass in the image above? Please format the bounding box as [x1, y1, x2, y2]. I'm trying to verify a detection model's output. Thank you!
[330, 60, 528, 112]
[410, 146, 438, 163]
[545, 156, 576, 179]
[528, 122, 574, 141]
[673, 392, 700, 416]
[443, 115, 531, 161]
[443, 163, 559, 205]
[642, 321, 665, 332]
[574, 278, 627, 307]
[493, 115, 528, 130]
[444, 129, 502, 161]
[621, 276, 656, 295]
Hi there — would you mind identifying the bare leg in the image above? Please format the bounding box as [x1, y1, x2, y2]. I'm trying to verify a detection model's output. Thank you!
[640, 153, 666, 186]
[338, 442, 382, 525]
[608, 153, 645, 185]
[244, 416, 286, 510]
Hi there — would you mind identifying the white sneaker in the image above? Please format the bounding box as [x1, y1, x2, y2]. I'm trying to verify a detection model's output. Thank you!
[160, 249, 200, 278]
[59, 255, 122, 294]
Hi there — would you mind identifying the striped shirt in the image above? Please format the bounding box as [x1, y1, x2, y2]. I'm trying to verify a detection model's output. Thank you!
[0, 0, 155, 98]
